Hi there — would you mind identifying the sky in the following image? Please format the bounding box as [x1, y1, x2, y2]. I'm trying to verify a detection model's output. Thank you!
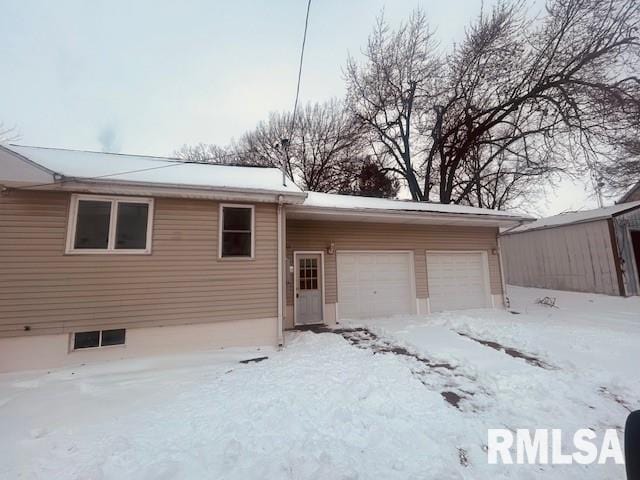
[0, 0, 603, 216]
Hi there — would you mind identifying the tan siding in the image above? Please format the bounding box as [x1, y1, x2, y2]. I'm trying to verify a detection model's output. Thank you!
[286, 219, 502, 305]
[0, 191, 278, 338]
[500, 220, 619, 295]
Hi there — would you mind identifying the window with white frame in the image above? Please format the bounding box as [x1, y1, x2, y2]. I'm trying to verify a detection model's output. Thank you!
[220, 204, 254, 258]
[73, 329, 126, 350]
[67, 195, 153, 253]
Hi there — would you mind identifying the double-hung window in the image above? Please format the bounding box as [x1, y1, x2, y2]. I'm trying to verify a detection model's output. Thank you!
[67, 194, 153, 254]
[219, 204, 254, 259]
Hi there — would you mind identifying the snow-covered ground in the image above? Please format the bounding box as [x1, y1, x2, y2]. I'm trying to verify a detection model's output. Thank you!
[0, 286, 638, 479]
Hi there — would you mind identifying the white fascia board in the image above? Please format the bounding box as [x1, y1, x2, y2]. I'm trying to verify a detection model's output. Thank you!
[287, 205, 529, 227]
[30, 178, 308, 204]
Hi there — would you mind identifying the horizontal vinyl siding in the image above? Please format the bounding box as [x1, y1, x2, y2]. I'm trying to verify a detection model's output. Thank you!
[500, 220, 619, 295]
[286, 219, 502, 305]
[0, 191, 278, 338]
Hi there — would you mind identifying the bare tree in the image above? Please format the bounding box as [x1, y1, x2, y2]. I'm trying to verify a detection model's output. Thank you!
[346, 1, 640, 208]
[0, 122, 19, 144]
[174, 143, 232, 164]
[234, 99, 363, 192]
[600, 137, 640, 192]
[345, 10, 440, 201]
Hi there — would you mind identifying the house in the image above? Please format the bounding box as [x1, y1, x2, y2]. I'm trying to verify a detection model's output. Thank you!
[500, 202, 640, 297]
[0, 144, 529, 372]
[618, 180, 640, 204]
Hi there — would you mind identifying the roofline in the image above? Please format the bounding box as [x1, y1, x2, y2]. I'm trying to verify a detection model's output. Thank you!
[288, 205, 530, 225]
[0, 144, 59, 177]
[618, 182, 640, 204]
[18, 177, 307, 204]
[501, 203, 640, 236]
[4, 143, 281, 169]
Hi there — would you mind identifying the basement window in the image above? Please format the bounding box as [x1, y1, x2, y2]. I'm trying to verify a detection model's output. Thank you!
[67, 194, 153, 254]
[73, 329, 126, 350]
[220, 204, 254, 258]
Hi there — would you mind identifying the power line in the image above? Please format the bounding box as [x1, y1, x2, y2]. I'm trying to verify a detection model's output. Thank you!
[279, 0, 312, 186]
[10, 161, 198, 192]
[290, 0, 313, 136]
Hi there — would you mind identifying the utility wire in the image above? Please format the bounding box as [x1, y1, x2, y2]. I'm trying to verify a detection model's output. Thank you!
[280, 0, 313, 186]
[290, 0, 313, 136]
[10, 1, 317, 193]
[10, 161, 196, 192]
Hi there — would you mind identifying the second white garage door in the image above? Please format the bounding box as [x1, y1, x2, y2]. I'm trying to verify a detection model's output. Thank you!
[337, 252, 415, 319]
[426, 251, 491, 312]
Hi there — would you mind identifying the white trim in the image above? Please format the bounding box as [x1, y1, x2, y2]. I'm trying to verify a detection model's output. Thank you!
[276, 202, 284, 346]
[287, 205, 528, 227]
[218, 203, 255, 260]
[335, 250, 418, 319]
[626, 227, 640, 295]
[293, 251, 326, 326]
[65, 194, 154, 254]
[425, 250, 493, 309]
[496, 237, 509, 308]
[69, 328, 127, 352]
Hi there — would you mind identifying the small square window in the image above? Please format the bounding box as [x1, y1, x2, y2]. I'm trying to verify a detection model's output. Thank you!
[73, 331, 100, 349]
[101, 329, 126, 346]
[221, 206, 253, 258]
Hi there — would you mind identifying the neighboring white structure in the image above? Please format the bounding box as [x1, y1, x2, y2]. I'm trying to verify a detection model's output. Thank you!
[500, 202, 640, 296]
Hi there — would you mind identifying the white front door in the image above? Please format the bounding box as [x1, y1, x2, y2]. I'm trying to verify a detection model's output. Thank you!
[295, 253, 323, 325]
[426, 252, 491, 312]
[336, 252, 415, 320]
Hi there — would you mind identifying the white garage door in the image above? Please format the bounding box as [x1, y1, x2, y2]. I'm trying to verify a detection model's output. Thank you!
[426, 252, 491, 312]
[337, 252, 415, 319]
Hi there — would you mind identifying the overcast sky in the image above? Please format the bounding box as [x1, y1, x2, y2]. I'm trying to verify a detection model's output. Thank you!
[1, 0, 602, 215]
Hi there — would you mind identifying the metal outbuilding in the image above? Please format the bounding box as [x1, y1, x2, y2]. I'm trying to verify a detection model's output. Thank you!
[500, 202, 640, 296]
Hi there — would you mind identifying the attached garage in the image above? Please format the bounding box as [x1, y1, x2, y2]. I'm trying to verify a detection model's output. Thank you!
[426, 252, 492, 312]
[336, 252, 416, 320]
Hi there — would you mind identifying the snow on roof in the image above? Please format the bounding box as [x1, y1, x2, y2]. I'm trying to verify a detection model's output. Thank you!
[4, 144, 303, 195]
[505, 201, 640, 234]
[301, 191, 528, 219]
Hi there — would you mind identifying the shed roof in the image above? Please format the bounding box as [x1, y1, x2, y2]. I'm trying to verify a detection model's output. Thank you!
[618, 181, 640, 204]
[503, 201, 640, 235]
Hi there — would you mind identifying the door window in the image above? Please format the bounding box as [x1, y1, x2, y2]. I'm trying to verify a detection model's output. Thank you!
[299, 258, 318, 290]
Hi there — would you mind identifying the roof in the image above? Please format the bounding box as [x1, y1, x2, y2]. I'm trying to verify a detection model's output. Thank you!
[0, 144, 304, 199]
[287, 191, 531, 227]
[0, 144, 529, 226]
[618, 181, 640, 204]
[302, 191, 525, 218]
[503, 201, 640, 235]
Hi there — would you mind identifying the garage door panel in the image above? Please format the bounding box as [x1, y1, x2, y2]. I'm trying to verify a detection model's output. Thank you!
[426, 252, 490, 312]
[337, 252, 415, 320]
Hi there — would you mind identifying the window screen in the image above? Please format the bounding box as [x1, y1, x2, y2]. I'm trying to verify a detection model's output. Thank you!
[115, 203, 149, 249]
[74, 201, 111, 249]
[221, 207, 252, 257]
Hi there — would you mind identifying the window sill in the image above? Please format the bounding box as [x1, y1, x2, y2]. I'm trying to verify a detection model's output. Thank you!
[65, 249, 152, 255]
[218, 256, 255, 261]
[70, 343, 127, 353]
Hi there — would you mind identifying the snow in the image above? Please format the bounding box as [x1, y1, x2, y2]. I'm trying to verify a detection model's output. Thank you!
[1, 286, 638, 479]
[3, 144, 304, 195]
[506, 201, 640, 233]
[302, 191, 531, 219]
